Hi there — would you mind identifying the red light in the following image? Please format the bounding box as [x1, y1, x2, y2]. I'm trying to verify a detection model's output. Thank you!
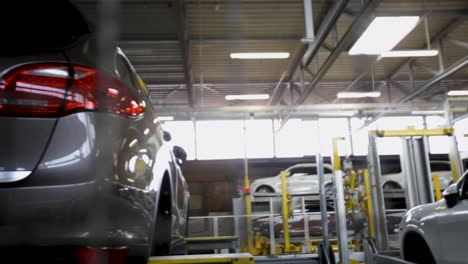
[0, 63, 144, 118]
[245, 187, 251, 194]
[74, 246, 129, 264]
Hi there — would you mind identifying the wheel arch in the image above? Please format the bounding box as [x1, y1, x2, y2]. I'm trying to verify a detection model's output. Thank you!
[402, 230, 436, 263]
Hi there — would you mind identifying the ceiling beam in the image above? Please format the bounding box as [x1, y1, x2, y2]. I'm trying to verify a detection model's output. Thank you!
[387, 15, 467, 80]
[360, 55, 468, 129]
[295, 0, 383, 106]
[269, 0, 351, 105]
[175, 0, 195, 108]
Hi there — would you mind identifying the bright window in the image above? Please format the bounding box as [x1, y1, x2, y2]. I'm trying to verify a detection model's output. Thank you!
[245, 120, 274, 158]
[454, 117, 468, 152]
[162, 121, 196, 160]
[274, 119, 318, 157]
[375, 116, 424, 155]
[318, 118, 349, 156]
[426, 116, 450, 154]
[196, 120, 244, 159]
[350, 118, 369, 156]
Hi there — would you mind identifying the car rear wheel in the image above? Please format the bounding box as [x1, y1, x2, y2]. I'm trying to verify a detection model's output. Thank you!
[256, 186, 274, 193]
[383, 181, 401, 190]
[151, 175, 172, 256]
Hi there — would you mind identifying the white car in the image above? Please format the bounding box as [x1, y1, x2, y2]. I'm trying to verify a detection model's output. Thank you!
[399, 170, 468, 264]
[250, 163, 334, 195]
[382, 161, 453, 191]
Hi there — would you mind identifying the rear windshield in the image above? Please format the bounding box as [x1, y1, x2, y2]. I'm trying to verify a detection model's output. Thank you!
[0, 0, 90, 54]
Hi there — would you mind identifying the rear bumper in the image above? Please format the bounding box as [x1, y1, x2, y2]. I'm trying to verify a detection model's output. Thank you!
[0, 179, 156, 256]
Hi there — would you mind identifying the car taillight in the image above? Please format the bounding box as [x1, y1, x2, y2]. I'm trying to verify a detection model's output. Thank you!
[73, 246, 129, 264]
[0, 63, 144, 117]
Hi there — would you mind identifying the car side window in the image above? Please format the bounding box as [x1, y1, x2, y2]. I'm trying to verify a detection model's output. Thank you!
[115, 54, 134, 90]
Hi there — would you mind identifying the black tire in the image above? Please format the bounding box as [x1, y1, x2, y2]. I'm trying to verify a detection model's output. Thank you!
[151, 176, 172, 256]
[403, 233, 436, 264]
[383, 181, 402, 190]
[256, 186, 274, 193]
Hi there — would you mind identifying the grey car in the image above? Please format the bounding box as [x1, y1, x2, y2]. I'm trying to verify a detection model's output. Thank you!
[399, 170, 468, 264]
[0, 1, 189, 262]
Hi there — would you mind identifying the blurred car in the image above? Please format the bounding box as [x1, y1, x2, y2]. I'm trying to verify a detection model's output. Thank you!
[250, 163, 334, 195]
[0, 1, 189, 262]
[382, 160, 453, 191]
[399, 170, 468, 264]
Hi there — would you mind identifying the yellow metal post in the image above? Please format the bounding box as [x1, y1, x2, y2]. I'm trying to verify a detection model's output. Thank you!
[432, 175, 442, 201]
[332, 137, 345, 171]
[244, 174, 254, 253]
[280, 171, 291, 253]
[363, 169, 375, 238]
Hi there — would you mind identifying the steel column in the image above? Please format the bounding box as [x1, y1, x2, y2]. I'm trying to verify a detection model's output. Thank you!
[334, 170, 349, 264]
[367, 132, 388, 250]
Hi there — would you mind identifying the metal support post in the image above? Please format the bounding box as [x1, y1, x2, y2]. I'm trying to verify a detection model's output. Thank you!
[280, 171, 291, 253]
[302, 0, 315, 43]
[401, 137, 434, 208]
[269, 198, 276, 255]
[432, 175, 442, 201]
[301, 197, 311, 253]
[367, 132, 388, 250]
[317, 153, 330, 251]
[363, 169, 375, 238]
[335, 170, 349, 264]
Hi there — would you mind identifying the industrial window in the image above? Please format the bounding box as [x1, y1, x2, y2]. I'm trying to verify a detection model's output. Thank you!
[426, 116, 450, 154]
[162, 121, 196, 160]
[375, 116, 424, 155]
[196, 120, 244, 160]
[245, 120, 274, 158]
[318, 118, 349, 156]
[274, 119, 318, 158]
[454, 117, 468, 153]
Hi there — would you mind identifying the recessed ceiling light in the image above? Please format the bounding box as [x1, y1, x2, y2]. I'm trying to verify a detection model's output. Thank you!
[337, 91, 381, 98]
[225, 94, 270, 100]
[349, 16, 420, 55]
[447, 90, 468, 96]
[230, 52, 290, 59]
[380, 50, 439, 57]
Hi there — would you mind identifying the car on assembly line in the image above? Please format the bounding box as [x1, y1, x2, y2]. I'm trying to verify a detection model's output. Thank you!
[250, 163, 335, 196]
[399, 170, 468, 264]
[0, 1, 189, 263]
[381, 160, 453, 191]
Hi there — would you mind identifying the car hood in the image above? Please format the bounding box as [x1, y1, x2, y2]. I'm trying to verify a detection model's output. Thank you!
[401, 199, 447, 227]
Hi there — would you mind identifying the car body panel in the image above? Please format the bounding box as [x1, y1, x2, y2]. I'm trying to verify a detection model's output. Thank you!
[400, 171, 468, 264]
[0, 5, 190, 257]
[251, 163, 334, 196]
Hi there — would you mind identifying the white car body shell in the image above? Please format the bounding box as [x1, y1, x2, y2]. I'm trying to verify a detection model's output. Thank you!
[250, 163, 334, 196]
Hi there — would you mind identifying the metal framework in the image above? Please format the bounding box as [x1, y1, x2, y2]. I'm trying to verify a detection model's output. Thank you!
[175, 0, 195, 108]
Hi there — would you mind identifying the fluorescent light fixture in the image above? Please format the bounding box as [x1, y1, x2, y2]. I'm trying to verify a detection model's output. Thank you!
[158, 116, 174, 121]
[337, 91, 381, 98]
[225, 94, 270, 100]
[411, 110, 445, 115]
[381, 49, 439, 57]
[319, 111, 357, 117]
[448, 90, 468, 96]
[230, 52, 290, 59]
[349, 16, 420, 55]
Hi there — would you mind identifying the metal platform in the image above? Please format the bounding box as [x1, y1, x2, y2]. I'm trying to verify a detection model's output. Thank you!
[148, 253, 254, 264]
[184, 236, 239, 252]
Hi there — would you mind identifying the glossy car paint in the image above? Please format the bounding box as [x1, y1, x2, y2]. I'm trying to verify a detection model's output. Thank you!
[250, 163, 334, 195]
[399, 171, 468, 264]
[0, 20, 189, 262]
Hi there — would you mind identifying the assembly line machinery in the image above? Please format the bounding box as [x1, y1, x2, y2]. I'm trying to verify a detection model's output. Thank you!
[151, 126, 461, 264]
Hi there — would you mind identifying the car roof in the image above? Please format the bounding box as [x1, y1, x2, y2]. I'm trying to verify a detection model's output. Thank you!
[286, 163, 333, 170]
